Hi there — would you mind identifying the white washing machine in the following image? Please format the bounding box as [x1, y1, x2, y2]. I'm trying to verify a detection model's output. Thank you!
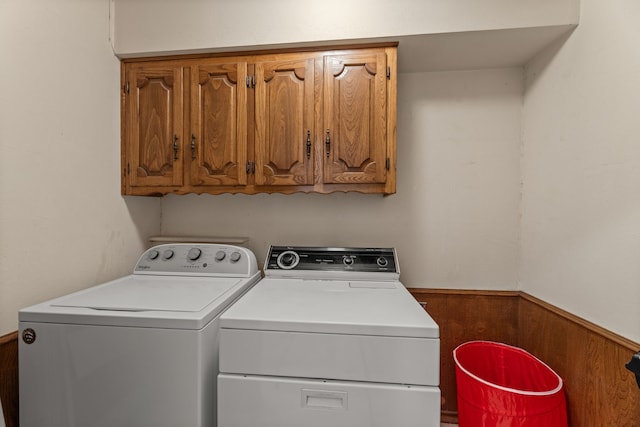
[19, 243, 260, 427]
[218, 246, 441, 427]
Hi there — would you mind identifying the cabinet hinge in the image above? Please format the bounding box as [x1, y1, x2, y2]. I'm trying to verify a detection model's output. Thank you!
[386, 66, 391, 80]
[246, 161, 256, 174]
[385, 157, 391, 171]
[125, 81, 130, 94]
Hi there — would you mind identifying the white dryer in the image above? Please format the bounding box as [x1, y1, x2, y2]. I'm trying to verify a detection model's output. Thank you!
[218, 246, 441, 427]
[19, 243, 260, 427]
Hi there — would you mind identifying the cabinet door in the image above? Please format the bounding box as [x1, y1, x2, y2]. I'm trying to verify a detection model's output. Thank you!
[190, 62, 248, 187]
[127, 65, 183, 188]
[323, 52, 388, 184]
[254, 58, 315, 186]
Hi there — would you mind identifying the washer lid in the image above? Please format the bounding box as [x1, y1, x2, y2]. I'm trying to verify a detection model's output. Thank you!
[19, 274, 257, 329]
[52, 275, 240, 312]
[220, 278, 439, 339]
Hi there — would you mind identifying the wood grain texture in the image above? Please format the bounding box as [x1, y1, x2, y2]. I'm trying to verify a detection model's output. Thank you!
[518, 294, 640, 427]
[122, 46, 397, 196]
[409, 289, 640, 426]
[384, 46, 397, 195]
[126, 64, 184, 189]
[518, 296, 589, 425]
[408, 289, 520, 414]
[0, 331, 18, 427]
[190, 61, 247, 187]
[255, 57, 314, 186]
[323, 51, 387, 184]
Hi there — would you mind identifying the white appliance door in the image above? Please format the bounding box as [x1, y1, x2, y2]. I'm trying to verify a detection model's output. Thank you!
[218, 374, 441, 427]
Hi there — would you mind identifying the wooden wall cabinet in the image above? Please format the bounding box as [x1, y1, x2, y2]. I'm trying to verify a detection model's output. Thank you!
[190, 61, 248, 188]
[121, 45, 397, 196]
[125, 65, 184, 189]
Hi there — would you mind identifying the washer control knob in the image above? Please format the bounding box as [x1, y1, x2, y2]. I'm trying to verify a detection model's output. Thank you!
[148, 249, 159, 260]
[376, 256, 388, 267]
[187, 248, 202, 261]
[343, 256, 355, 266]
[277, 250, 299, 269]
[215, 250, 226, 262]
[162, 249, 174, 260]
[230, 251, 242, 263]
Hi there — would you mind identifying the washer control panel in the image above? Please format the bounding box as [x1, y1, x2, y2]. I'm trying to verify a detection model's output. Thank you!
[134, 244, 258, 277]
[266, 246, 398, 274]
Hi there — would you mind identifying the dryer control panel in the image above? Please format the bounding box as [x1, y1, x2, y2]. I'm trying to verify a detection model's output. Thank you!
[265, 246, 399, 280]
[134, 244, 258, 277]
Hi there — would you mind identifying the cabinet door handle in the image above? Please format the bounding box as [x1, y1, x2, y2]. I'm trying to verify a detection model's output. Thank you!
[325, 129, 330, 158]
[173, 135, 179, 160]
[306, 130, 311, 160]
[191, 135, 196, 160]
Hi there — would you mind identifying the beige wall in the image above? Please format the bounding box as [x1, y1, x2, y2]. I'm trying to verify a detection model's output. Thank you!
[521, 0, 640, 342]
[0, 0, 160, 335]
[112, 0, 578, 57]
[161, 69, 523, 289]
[6, 0, 638, 348]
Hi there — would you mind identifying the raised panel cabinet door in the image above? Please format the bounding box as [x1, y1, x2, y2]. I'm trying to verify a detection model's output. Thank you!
[190, 62, 248, 187]
[127, 66, 184, 188]
[254, 57, 315, 186]
[323, 51, 388, 184]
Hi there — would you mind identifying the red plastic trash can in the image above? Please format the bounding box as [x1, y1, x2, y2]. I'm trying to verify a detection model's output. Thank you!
[453, 341, 567, 427]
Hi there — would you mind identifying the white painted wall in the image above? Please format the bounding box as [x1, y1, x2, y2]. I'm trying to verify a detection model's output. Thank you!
[112, 0, 578, 57]
[6, 0, 637, 349]
[521, 0, 640, 342]
[0, 0, 160, 335]
[161, 69, 523, 289]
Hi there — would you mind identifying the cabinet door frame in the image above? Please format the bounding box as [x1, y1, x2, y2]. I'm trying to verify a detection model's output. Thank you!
[126, 64, 184, 189]
[323, 51, 388, 185]
[189, 60, 248, 187]
[254, 56, 315, 187]
[121, 44, 397, 196]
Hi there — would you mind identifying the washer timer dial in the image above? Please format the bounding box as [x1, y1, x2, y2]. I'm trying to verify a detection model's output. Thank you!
[187, 248, 202, 261]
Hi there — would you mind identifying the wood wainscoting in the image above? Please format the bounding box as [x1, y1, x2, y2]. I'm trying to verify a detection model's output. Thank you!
[1, 291, 639, 426]
[409, 289, 640, 426]
[0, 331, 18, 427]
[408, 289, 520, 422]
[517, 293, 640, 426]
